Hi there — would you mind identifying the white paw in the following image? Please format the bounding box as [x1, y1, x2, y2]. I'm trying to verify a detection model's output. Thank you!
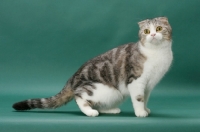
[99, 108, 121, 114]
[110, 108, 121, 114]
[85, 110, 99, 117]
[135, 109, 148, 117]
[145, 108, 151, 114]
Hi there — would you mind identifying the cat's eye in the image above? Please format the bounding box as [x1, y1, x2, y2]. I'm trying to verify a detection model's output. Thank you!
[144, 29, 150, 34]
[156, 26, 162, 32]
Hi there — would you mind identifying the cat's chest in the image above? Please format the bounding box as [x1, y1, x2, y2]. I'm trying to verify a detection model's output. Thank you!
[142, 48, 173, 87]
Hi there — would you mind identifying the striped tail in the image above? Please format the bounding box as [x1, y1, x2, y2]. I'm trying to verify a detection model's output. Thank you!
[12, 84, 74, 110]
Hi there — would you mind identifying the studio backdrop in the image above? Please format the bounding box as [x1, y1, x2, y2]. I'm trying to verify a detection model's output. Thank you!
[0, 0, 200, 132]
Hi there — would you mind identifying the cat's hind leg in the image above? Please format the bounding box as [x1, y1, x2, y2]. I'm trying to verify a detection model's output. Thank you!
[75, 96, 99, 117]
[99, 108, 121, 114]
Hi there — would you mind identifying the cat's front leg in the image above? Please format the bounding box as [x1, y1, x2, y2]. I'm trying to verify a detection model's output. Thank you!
[144, 89, 152, 114]
[128, 82, 148, 117]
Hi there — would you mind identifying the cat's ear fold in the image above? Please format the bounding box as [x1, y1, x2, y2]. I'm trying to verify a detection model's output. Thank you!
[138, 20, 147, 28]
[158, 17, 169, 25]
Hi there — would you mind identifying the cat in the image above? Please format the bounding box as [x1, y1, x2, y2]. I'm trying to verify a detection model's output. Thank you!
[13, 17, 173, 117]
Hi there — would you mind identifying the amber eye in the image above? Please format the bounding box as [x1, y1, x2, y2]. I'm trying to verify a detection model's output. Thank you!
[144, 29, 150, 34]
[156, 26, 162, 32]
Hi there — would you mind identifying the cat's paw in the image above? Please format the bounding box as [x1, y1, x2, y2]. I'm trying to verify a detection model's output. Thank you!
[85, 110, 99, 117]
[145, 108, 151, 114]
[135, 109, 148, 117]
[109, 108, 121, 114]
[99, 108, 121, 114]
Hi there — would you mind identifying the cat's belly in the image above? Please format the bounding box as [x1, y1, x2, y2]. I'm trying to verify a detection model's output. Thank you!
[81, 83, 128, 109]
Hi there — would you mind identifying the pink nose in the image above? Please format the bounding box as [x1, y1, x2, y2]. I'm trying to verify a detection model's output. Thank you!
[151, 33, 156, 36]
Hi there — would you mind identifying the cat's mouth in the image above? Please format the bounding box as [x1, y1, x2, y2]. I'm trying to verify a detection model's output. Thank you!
[151, 37, 157, 42]
[150, 37, 162, 44]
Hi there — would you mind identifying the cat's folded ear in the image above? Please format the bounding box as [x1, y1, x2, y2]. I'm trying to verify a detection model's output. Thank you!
[138, 20, 147, 28]
[157, 17, 169, 25]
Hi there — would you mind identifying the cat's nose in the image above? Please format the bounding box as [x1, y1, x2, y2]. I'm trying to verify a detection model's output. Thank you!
[151, 33, 156, 36]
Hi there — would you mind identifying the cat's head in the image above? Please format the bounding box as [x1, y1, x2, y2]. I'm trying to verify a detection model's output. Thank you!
[138, 17, 172, 45]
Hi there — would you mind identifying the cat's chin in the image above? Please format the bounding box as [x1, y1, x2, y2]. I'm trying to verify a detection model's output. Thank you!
[151, 38, 158, 43]
[146, 39, 161, 45]
[151, 37, 169, 44]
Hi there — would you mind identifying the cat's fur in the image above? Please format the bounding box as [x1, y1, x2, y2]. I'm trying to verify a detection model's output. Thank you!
[13, 17, 173, 117]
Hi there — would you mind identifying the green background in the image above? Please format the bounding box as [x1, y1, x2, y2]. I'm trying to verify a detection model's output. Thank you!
[0, 0, 200, 132]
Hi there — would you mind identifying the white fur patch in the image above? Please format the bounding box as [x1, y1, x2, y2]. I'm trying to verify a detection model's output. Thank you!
[118, 82, 130, 97]
[41, 98, 48, 108]
[75, 97, 99, 117]
[139, 40, 173, 90]
[41, 98, 46, 103]
[81, 83, 125, 109]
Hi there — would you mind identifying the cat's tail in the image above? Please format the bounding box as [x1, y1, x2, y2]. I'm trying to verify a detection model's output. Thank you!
[12, 83, 74, 110]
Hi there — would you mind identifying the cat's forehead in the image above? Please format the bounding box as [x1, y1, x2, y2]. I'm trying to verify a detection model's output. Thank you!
[138, 17, 169, 29]
[144, 19, 162, 26]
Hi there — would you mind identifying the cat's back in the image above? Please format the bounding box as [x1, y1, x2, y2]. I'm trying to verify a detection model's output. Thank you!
[69, 42, 141, 89]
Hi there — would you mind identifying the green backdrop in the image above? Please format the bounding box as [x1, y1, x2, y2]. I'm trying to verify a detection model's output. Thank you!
[1, 0, 200, 132]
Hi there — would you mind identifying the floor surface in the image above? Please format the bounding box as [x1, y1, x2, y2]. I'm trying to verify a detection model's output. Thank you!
[1, 84, 200, 132]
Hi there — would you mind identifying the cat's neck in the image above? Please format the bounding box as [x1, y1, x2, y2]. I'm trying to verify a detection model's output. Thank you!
[139, 40, 172, 52]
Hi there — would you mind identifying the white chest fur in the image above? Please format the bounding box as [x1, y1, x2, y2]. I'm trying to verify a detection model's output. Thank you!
[139, 41, 173, 89]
